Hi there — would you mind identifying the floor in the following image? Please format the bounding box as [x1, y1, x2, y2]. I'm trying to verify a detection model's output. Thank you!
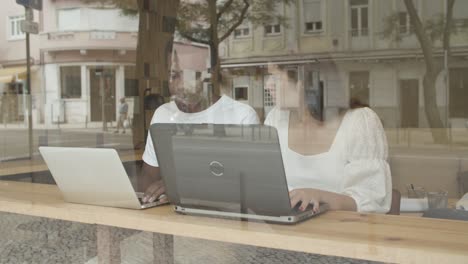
[0, 212, 381, 264]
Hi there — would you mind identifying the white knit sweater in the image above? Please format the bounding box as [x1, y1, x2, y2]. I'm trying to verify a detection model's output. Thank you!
[265, 107, 392, 213]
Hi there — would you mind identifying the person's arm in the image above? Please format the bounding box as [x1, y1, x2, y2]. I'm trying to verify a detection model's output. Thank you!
[289, 188, 357, 213]
[340, 108, 392, 213]
[140, 162, 167, 203]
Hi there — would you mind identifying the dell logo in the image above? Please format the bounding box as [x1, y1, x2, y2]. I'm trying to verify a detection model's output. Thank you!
[209, 161, 224, 177]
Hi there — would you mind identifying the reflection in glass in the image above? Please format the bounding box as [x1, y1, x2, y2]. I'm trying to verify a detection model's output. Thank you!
[0, 0, 468, 235]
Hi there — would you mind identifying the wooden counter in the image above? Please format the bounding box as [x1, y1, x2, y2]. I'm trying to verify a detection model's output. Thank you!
[0, 182, 467, 263]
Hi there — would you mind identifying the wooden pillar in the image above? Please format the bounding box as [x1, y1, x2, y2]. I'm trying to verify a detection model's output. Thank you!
[132, 0, 180, 149]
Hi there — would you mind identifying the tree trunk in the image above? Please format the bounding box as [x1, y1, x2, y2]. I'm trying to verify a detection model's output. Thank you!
[423, 70, 448, 143]
[404, 0, 448, 144]
[209, 43, 221, 100]
[208, 0, 221, 100]
[132, 0, 179, 149]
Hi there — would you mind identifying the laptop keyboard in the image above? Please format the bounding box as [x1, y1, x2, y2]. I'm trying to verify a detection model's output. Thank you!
[139, 197, 164, 205]
[292, 203, 315, 214]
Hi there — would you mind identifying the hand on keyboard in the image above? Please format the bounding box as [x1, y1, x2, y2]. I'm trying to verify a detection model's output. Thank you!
[143, 180, 168, 203]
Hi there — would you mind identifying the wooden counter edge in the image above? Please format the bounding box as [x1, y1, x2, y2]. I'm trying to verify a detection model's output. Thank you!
[0, 182, 467, 264]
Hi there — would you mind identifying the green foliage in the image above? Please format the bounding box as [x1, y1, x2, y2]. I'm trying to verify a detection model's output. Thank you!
[81, 0, 293, 44]
[177, 0, 293, 44]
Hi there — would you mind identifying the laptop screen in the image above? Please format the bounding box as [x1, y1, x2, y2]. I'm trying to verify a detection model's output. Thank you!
[151, 124, 293, 216]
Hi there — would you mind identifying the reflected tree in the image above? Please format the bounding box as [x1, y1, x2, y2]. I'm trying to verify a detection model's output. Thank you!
[382, 0, 461, 143]
[81, 0, 293, 147]
[176, 0, 294, 99]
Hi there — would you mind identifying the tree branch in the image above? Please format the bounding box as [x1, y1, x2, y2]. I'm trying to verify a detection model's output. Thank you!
[219, 0, 250, 42]
[217, 0, 235, 21]
[404, 0, 438, 73]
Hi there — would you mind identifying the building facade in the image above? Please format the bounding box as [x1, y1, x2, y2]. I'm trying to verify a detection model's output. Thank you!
[220, 0, 468, 128]
[0, 0, 208, 127]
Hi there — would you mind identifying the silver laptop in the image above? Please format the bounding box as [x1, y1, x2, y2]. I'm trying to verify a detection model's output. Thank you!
[150, 123, 328, 224]
[39, 147, 167, 209]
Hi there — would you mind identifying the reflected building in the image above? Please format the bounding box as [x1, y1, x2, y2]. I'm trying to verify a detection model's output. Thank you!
[220, 0, 468, 128]
[0, 0, 208, 127]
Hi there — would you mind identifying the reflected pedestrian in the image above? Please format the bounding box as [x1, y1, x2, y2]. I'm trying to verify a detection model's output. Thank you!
[115, 97, 128, 134]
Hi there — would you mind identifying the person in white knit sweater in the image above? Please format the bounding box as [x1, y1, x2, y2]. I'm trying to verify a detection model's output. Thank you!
[264, 66, 392, 214]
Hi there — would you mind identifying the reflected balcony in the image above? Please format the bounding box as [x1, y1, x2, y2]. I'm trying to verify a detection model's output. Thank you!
[39, 31, 138, 53]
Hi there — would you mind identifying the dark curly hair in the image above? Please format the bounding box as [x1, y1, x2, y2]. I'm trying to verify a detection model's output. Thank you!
[349, 97, 369, 109]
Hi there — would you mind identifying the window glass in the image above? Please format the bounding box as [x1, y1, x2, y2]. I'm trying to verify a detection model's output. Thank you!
[2, 3, 468, 262]
[234, 87, 248, 100]
[87, 8, 138, 31]
[349, 71, 369, 106]
[303, 0, 322, 33]
[234, 22, 250, 38]
[399, 11, 408, 33]
[265, 24, 281, 35]
[57, 8, 81, 31]
[60, 66, 82, 99]
[8, 15, 25, 39]
[453, 0, 468, 20]
[350, 1, 369, 37]
[350, 0, 368, 6]
[361, 7, 368, 31]
[124, 66, 138, 97]
[450, 68, 468, 118]
[351, 8, 358, 31]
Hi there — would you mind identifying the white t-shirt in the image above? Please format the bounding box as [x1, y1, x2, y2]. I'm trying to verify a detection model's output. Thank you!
[265, 107, 392, 213]
[143, 95, 260, 167]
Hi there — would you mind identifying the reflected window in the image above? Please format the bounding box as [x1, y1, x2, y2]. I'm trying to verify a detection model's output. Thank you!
[394, 0, 419, 36]
[264, 24, 281, 36]
[4, 82, 24, 122]
[264, 90, 275, 107]
[349, 71, 369, 106]
[453, 0, 468, 28]
[57, 8, 81, 31]
[234, 23, 250, 39]
[8, 15, 25, 40]
[234, 87, 248, 101]
[87, 8, 138, 32]
[350, 0, 368, 37]
[57, 8, 138, 32]
[398, 11, 411, 34]
[303, 0, 323, 33]
[450, 68, 468, 118]
[264, 74, 278, 114]
[60, 66, 82, 99]
[399, 79, 419, 128]
[124, 66, 138, 97]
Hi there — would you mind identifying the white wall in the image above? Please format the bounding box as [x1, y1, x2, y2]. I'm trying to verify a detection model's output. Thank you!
[56, 8, 138, 32]
[372, 67, 397, 107]
[44, 64, 60, 125]
[0, 1, 40, 63]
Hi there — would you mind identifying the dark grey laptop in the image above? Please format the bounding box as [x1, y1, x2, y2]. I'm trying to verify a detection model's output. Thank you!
[150, 123, 328, 224]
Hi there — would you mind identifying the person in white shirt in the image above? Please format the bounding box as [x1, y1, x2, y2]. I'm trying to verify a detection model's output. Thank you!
[141, 56, 259, 203]
[264, 66, 391, 213]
